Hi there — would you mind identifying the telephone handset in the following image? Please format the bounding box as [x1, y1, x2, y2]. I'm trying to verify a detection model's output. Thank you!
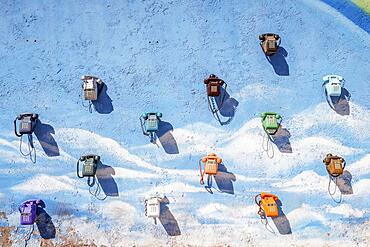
[261, 112, 281, 121]
[260, 192, 278, 202]
[79, 155, 100, 162]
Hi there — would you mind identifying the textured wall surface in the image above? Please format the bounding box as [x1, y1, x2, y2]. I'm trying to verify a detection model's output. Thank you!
[0, 0, 369, 246]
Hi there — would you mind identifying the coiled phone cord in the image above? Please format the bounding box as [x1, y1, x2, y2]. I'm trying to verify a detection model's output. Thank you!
[88, 177, 107, 201]
[15, 224, 34, 247]
[19, 134, 36, 163]
[262, 131, 274, 159]
[254, 194, 276, 234]
[328, 176, 343, 204]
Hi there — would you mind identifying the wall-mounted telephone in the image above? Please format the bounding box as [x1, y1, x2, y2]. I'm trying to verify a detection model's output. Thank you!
[261, 112, 282, 135]
[255, 192, 279, 218]
[322, 75, 344, 97]
[19, 199, 45, 225]
[77, 155, 100, 178]
[81, 75, 103, 101]
[14, 113, 39, 137]
[323, 153, 346, 177]
[204, 74, 225, 97]
[259, 33, 281, 56]
[199, 153, 222, 185]
[144, 196, 163, 224]
[140, 112, 162, 143]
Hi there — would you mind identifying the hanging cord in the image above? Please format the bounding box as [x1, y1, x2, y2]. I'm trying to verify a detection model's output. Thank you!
[254, 194, 276, 234]
[19, 134, 36, 163]
[15, 224, 34, 247]
[88, 176, 107, 201]
[199, 159, 205, 185]
[139, 116, 149, 136]
[80, 85, 95, 113]
[24, 224, 34, 247]
[262, 131, 274, 158]
[328, 176, 342, 204]
[207, 84, 233, 126]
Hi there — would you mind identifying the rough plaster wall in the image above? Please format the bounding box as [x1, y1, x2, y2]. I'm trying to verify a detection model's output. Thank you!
[0, 0, 369, 246]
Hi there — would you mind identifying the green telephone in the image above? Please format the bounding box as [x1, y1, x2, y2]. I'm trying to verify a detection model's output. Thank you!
[261, 112, 282, 135]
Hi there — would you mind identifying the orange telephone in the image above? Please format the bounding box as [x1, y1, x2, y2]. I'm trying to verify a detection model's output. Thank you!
[255, 192, 279, 218]
[199, 153, 222, 185]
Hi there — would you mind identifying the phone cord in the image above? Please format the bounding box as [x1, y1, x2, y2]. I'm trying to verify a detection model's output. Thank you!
[199, 160, 205, 185]
[19, 135, 36, 163]
[24, 224, 34, 247]
[262, 131, 274, 158]
[328, 176, 342, 204]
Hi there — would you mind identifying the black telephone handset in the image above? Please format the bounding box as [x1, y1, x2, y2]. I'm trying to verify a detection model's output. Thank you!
[79, 155, 100, 162]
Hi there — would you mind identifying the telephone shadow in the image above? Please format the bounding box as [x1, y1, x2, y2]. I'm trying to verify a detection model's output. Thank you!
[271, 126, 293, 153]
[271, 199, 292, 235]
[205, 163, 236, 194]
[157, 121, 179, 154]
[35, 207, 56, 239]
[158, 196, 181, 236]
[95, 161, 119, 197]
[92, 83, 114, 114]
[332, 170, 353, 195]
[34, 120, 60, 157]
[327, 88, 351, 116]
[266, 47, 289, 76]
[214, 87, 239, 126]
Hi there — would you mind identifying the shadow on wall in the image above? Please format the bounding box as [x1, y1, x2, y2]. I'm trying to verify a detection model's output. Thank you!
[92, 83, 114, 114]
[34, 120, 60, 157]
[271, 126, 293, 153]
[35, 207, 56, 239]
[158, 197, 181, 236]
[328, 88, 351, 116]
[271, 199, 292, 235]
[157, 121, 179, 154]
[214, 86, 239, 126]
[267, 47, 289, 76]
[333, 170, 353, 195]
[96, 161, 119, 197]
[214, 163, 236, 194]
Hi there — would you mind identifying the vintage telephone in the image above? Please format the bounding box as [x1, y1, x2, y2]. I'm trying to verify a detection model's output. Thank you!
[323, 153, 346, 177]
[261, 112, 282, 135]
[204, 74, 225, 97]
[144, 195, 163, 224]
[81, 75, 103, 101]
[77, 155, 100, 179]
[255, 192, 279, 218]
[140, 112, 162, 143]
[259, 33, 281, 56]
[323, 75, 344, 97]
[14, 113, 39, 137]
[19, 199, 45, 225]
[199, 153, 222, 185]
[323, 154, 346, 203]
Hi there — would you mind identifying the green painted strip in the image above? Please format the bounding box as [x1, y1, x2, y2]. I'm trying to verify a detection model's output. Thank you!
[352, 0, 370, 14]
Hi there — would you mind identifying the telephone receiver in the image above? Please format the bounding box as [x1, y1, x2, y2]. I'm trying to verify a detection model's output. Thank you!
[141, 112, 162, 121]
[201, 156, 222, 164]
[16, 113, 39, 120]
[79, 155, 100, 162]
[322, 75, 344, 86]
[19, 199, 45, 212]
[261, 193, 278, 202]
[261, 112, 281, 121]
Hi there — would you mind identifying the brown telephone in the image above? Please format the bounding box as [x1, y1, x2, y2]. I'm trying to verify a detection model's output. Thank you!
[204, 74, 224, 97]
[323, 154, 346, 177]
